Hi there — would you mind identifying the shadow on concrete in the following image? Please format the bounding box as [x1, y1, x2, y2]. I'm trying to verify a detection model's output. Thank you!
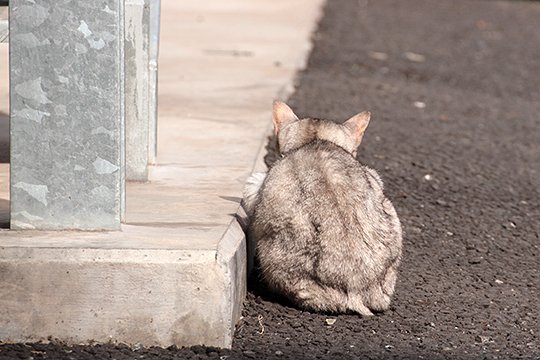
[0, 112, 8, 228]
[0, 198, 8, 228]
[0, 111, 8, 163]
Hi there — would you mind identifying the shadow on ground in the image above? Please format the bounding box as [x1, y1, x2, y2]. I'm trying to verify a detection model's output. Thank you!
[0, 111, 8, 228]
[0, 111, 8, 163]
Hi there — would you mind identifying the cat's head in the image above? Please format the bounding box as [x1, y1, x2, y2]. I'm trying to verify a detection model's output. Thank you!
[272, 101, 370, 157]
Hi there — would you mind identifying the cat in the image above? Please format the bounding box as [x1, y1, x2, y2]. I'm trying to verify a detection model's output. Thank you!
[243, 101, 402, 315]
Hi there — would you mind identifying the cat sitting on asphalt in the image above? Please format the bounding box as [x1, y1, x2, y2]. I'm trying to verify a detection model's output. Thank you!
[243, 101, 402, 315]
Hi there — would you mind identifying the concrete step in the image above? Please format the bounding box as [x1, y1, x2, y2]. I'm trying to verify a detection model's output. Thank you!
[0, 0, 324, 348]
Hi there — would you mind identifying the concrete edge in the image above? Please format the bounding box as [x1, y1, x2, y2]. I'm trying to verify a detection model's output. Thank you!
[212, 0, 326, 342]
[215, 219, 247, 348]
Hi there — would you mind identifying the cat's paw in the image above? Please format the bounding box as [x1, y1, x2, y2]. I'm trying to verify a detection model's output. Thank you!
[242, 172, 267, 217]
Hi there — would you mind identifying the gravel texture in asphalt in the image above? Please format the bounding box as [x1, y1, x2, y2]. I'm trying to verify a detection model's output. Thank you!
[1, 0, 539, 359]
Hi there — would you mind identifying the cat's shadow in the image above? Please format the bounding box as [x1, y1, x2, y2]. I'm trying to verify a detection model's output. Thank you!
[263, 134, 279, 168]
[247, 265, 298, 310]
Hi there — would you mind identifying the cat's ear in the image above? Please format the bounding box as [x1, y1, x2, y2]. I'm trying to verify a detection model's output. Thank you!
[344, 111, 371, 146]
[272, 101, 299, 135]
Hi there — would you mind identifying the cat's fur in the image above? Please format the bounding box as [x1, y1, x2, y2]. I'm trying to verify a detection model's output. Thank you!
[244, 101, 402, 315]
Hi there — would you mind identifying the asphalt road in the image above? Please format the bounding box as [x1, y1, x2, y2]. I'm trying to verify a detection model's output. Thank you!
[1, 0, 539, 359]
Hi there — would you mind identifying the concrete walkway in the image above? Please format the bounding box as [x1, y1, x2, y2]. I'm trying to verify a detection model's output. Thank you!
[0, 0, 324, 348]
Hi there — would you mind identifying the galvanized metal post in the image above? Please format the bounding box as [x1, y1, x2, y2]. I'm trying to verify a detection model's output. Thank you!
[9, 0, 125, 230]
[125, 0, 160, 181]
[148, 0, 160, 165]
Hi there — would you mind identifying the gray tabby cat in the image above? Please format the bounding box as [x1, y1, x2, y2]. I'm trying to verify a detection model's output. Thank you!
[243, 101, 402, 315]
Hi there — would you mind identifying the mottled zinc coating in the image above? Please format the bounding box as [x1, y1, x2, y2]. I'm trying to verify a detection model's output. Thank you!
[125, 0, 160, 180]
[125, 0, 150, 180]
[9, 0, 125, 229]
[148, 0, 160, 165]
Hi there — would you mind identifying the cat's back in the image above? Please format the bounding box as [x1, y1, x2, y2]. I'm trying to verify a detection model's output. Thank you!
[253, 140, 392, 289]
[256, 140, 382, 227]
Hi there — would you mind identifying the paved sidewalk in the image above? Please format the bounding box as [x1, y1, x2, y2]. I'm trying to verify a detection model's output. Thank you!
[0, 0, 323, 348]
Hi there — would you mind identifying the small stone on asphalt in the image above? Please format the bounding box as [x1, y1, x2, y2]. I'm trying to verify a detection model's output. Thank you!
[436, 199, 448, 206]
[413, 101, 426, 109]
[475, 335, 492, 344]
[368, 51, 388, 61]
[404, 51, 426, 62]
